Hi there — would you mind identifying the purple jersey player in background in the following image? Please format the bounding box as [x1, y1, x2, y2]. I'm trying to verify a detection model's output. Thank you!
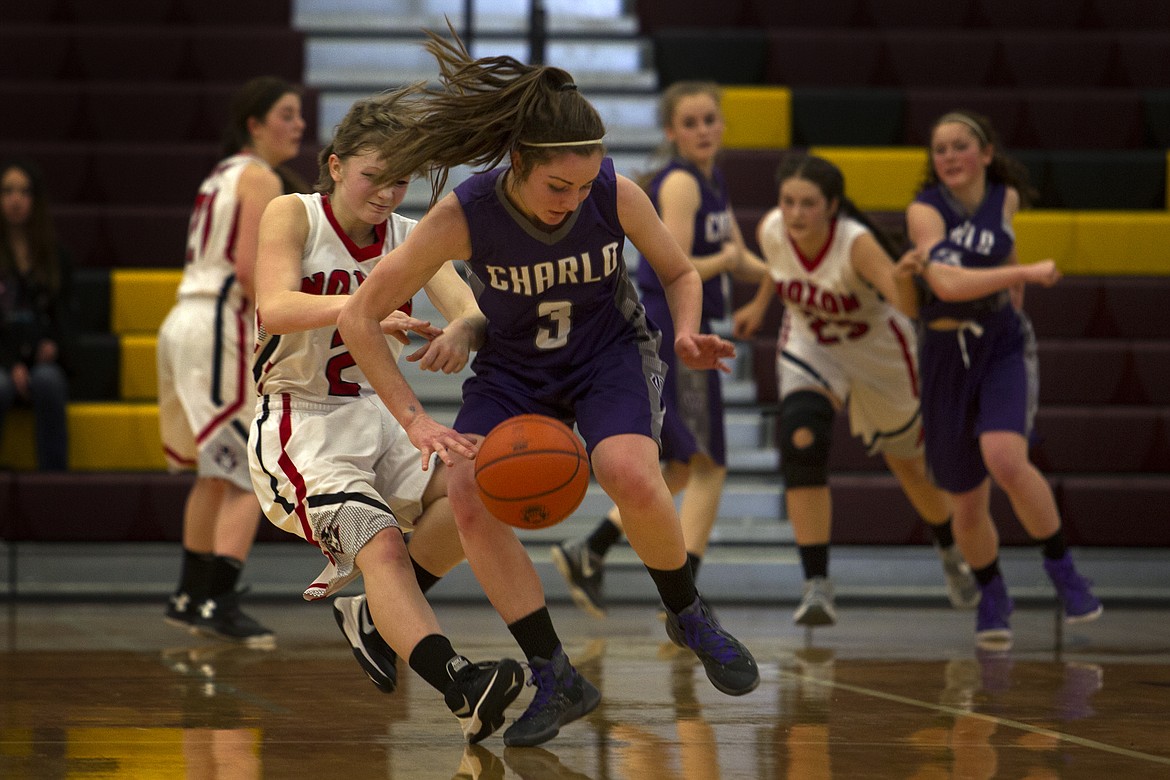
[338, 29, 759, 748]
[553, 81, 765, 619]
[904, 110, 1102, 650]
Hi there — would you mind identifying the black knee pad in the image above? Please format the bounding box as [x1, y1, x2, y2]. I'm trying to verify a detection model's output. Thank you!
[779, 390, 834, 488]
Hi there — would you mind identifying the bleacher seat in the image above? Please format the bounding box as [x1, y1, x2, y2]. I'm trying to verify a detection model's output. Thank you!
[764, 30, 884, 88]
[860, 0, 976, 28]
[71, 28, 190, 82]
[790, 88, 905, 146]
[718, 149, 784, 212]
[1059, 476, 1170, 546]
[88, 146, 217, 206]
[652, 28, 767, 86]
[70, 332, 121, 402]
[1084, 0, 1170, 29]
[0, 27, 70, 80]
[1032, 407, 1168, 473]
[971, 0, 1092, 28]
[997, 32, 1115, 88]
[64, 0, 178, 25]
[636, 0, 750, 32]
[1110, 32, 1170, 88]
[747, 0, 862, 28]
[0, 85, 85, 142]
[880, 31, 997, 88]
[82, 85, 201, 142]
[185, 29, 304, 82]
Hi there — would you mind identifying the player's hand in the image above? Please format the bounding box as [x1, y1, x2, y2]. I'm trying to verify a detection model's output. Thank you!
[676, 332, 736, 373]
[731, 302, 764, 340]
[379, 311, 442, 345]
[894, 247, 927, 277]
[404, 412, 478, 469]
[406, 325, 470, 374]
[1024, 259, 1061, 287]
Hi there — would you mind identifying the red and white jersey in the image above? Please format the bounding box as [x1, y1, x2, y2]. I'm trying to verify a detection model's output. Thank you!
[758, 209, 893, 348]
[178, 153, 270, 307]
[253, 192, 415, 400]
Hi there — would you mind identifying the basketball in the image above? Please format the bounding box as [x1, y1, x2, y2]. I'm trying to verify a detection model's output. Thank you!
[474, 414, 590, 530]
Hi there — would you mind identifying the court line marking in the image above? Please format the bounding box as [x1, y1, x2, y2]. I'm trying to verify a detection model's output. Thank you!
[783, 670, 1170, 767]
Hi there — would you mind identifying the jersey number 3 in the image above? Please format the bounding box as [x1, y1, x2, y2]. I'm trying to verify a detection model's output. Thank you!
[536, 300, 571, 350]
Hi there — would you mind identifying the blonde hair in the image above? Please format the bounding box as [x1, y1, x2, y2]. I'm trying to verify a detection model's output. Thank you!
[375, 24, 607, 205]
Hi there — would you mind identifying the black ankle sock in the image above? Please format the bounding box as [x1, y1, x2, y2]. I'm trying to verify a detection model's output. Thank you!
[411, 556, 442, 594]
[208, 555, 243, 598]
[178, 549, 215, 600]
[507, 607, 561, 662]
[409, 633, 461, 693]
[1038, 530, 1068, 560]
[587, 518, 623, 558]
[646, 562, 698, 614]
[798, 544, 830, 580]
[926, 517, 956, 549]
[972, 559, 1002, 586]
[687, 552, 702, 580]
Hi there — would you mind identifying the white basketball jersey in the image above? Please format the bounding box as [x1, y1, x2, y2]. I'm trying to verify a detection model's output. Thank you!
[253, 192, 416, 400]
[178, 153, 270, 306]
[758, 209, 891, 347]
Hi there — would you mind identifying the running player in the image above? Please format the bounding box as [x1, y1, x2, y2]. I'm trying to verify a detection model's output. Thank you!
[337, 29, 760, 748]
[248, 92, 523, 743]
[904, 110, 1101, 649]
[733, 153, 980, 627]
[158, 77, 306, 646]
[553, 81, 764, 618]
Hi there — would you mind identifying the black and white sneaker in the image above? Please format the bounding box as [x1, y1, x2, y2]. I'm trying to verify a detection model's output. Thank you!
[193, 589, 275, 648]
[333, 594, 398, 693]
[550, 539, 605, 619]
[445, 656, 525, 744]
[164, 590, 199, 633]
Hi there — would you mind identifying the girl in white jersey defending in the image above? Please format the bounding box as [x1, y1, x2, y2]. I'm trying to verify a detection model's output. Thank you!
[248, 93, 524, 745]
[734, 154, 980, 627]
[158, 77, 306, 646]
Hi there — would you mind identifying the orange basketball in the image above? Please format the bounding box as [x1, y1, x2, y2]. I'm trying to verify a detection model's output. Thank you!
[474, 414, 590, 530]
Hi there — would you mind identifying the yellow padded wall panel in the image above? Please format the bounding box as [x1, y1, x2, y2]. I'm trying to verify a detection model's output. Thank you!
[721, 86, 791, 149]
[112, 269, 182, 335]
[120, 335, 159, 401]
[809, 147, 924, 211]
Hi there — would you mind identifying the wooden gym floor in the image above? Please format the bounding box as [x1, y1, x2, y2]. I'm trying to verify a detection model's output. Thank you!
[1, 598, 1168, 779]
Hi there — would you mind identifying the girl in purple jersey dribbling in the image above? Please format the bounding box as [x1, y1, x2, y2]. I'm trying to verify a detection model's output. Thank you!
[338, 29, 760, 748]
[904, 110, 1102, 650]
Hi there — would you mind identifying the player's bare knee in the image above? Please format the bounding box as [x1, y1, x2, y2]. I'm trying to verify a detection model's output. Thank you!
[779, 390, 834, 488]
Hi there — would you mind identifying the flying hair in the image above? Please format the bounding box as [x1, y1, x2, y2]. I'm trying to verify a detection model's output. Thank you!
[373, 20, 607, 206]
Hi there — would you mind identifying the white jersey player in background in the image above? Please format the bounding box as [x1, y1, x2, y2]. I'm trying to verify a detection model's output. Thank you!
[158, 76, 305, 646]
[733, 154, 979, 628]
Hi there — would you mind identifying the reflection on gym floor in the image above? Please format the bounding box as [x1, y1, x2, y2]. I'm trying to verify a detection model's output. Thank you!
[1, 601, 1167, 779]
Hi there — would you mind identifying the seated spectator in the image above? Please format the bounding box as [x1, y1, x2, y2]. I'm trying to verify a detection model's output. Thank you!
[0, 157, 71, 471]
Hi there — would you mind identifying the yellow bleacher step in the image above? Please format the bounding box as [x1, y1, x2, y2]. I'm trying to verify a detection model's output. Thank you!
[1016, 211, 1170, 274]
[112, 269, 182, 335]
[69, 403, 165, 471]
[120, 334, 159, 401]
[0, 403, 166, 471]
[722, 86, 791, 150]
[809, 147, 924, 212]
